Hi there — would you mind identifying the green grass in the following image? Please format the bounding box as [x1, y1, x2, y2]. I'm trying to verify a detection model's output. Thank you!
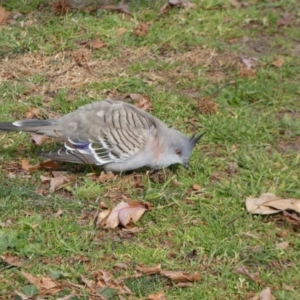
[0, 0, 300, 299]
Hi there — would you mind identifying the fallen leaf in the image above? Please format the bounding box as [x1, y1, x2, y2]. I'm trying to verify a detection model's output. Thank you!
[277, 13, 293, 28]
[272, 56, 284, 68]
[96, 200, 148, 229]
[118, 201, 148, 227]
[129, 93, 153, 112]
[52, 0, 73, 15]
[230, 0, 241, 8]
[21, 160, 39, 172]
[21, 271, 62, 296]
[235, 266, 260, 283]
[282, 210, 300, 225]
[240, 56, 257, 69]
[50, 176, 69, 192]
[116, 27, 127, 36]
[53, 208, 64, 217]
[276, 241, 289, 250]
[83, 38, 106, 49]
[134, 23, 149, 37]
[246, 193, 300, 215]
[25, 107, 40, 119]
[39, 160, 60, 170]
[100, 3, 132, 15]
[192, 184, 201, 191]
[98, 171, 116, 183]
[148, 291, 166, 300]
[31, 134, 50, 146]
[0, 253, 23, 267]
[197, 98, 218, 114]
[114, 262, 129, 270]
[160, 270, 200, 283]
[136, 264, 162, 275]
[0, 6, 10, 24]
[259, 287, 275, 300]
[160, 0, 196, 14]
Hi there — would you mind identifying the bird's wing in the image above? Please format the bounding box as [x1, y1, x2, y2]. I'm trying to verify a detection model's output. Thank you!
[41, 100, 158, 165]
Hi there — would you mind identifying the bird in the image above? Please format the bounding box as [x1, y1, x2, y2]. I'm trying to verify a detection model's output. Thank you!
[0, 99, 204, 172]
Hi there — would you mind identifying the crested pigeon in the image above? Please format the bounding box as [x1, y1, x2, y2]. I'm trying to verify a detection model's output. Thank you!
[0, 99, 204, 172]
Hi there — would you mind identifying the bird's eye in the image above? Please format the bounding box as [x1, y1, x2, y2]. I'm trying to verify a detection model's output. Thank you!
[175, 149, 182, 156]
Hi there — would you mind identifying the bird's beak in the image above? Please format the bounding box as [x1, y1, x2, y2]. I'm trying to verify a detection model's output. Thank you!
[183, 162, 189, 170]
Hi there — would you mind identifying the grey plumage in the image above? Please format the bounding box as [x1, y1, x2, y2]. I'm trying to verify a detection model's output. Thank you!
[0, 99, 204, 172]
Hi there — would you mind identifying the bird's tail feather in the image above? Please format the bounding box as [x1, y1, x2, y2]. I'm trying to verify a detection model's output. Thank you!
[0, 119, 57, 136]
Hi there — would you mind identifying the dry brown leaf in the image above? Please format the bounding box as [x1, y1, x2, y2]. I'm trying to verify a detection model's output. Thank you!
[39, 160, 60, 170]
[192, 184, 201, 191]
[96, 200, 148, 229]
[50, 176, 69, 192]
[86, 38, 106, 49]
[282, 210, 300, 225]
[117, 27, 127, 36]
[148, 291, 166, 300]
[98, 171, 116, 183]
[93, 270, 132, 295]
[40, 175, 51, 183]
[129, 93, 154, 112]
[118, 202, 148, 227]
[160, 0, 196, 14]
[0, 6, 10, 24]
[160, 270, 200, 283]
[235, 266, 260, 283]
[54, 208, 64, 217]
[21, 271, 62, 295]
[197, 98, 218, 114]
[31, 134, 50, 146]
[114, 262, 129, 269]
[134, 23, 149, 37]
[277, 13, 293, 28]
[259, 287, 275, 300]
[246, 193, 300, 215]
[0, 253, 23, 267]
[21, 159, 39, 172]
[25, 107, 40, 119]
[52, 0, 73, 15]
[100, 3, 132, 15]
[272, 56, 284, 68]
[276, 241, 289, 250]
[136, 264, 162, 275]
[240, 56, 257, 69]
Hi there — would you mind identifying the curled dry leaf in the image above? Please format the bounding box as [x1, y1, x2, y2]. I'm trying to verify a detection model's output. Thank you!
[31, 134, 50, 146]
[0, 6, 10, 24]
[97, 171, 116, 183]
[259, 287, 275, 300]
[100, 3, 132, 16]
[21, 271, 62, 296]
[136, 264, 162, 275]
[272, 56, 284, 68]
[246, 193, 300, 215]
[160, 0, 196, 14]
[39, 160, 60, 170]
[25, 107, 40, 119]
[148, 290, 166, 300]
[1, 253, 23, 267]
[160, 270, 200, 283]
[96, 200, 149, 229]
[129, 93, 153, 112]
[134, 22, 150, 37]
[21, 159, 38, 172]
[235, 266, 260, 283]
[276, 241, 289, 250]
[50, 176, 70, 192]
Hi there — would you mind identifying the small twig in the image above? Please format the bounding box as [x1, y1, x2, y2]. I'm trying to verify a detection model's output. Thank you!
[49, 63, 77, 77]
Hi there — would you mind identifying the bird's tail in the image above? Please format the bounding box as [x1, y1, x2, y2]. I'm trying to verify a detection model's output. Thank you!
[0, 119, 58, 137]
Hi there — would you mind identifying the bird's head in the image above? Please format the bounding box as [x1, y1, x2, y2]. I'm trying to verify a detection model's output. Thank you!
[164, 130, 205, 169]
